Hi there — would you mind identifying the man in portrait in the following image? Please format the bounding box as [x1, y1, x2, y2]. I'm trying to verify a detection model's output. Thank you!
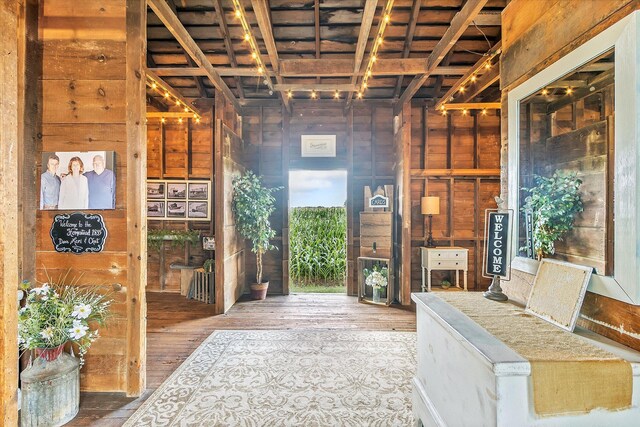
[84, 155, 116, 209]
[40, 154, 61, 209]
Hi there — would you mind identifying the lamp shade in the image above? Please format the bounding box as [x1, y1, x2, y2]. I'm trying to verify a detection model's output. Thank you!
[421, 196, 440, 215]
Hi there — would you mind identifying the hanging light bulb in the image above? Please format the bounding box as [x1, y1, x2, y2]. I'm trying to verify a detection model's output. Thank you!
[459, 86, 465, 93]
[541, 88, 549, 96]
[377, 37, 383, 46]
[235, 9, 241, 18]
[462, 109, 468, 116]
[251, 52, 257, 59]
[311, 90, 317, 99]
[178, 117, 183, 124]
[151, 82, 157, 89]
[176, 100, 181, 106]
[481, 109, 487, 116]
[164, 91, 170, 98]
[257, 66, 264, 74]
[566, 87, 573, 95]
[485, 62, 492, 70]
[441, 109, 447, 116]
[287, 90, 293, 99]
[470, 75, 477, 83]
[357, 91, 363, 99]
[184, 107, 189, 113]
[161, 117, 166, 124]
[244, 33, 251, 41]
[334, 90, 340, 99]
[371, 55, 377, 63]
[195, 117, 201, 124]
[384, 14, 390, 23]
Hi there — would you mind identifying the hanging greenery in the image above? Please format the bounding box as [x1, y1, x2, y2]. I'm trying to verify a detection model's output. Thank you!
[147, 229, 200, 252]
[521, 171, 583, 259]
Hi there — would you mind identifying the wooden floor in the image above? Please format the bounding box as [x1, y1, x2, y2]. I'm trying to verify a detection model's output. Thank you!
[67, 292, 417, 426]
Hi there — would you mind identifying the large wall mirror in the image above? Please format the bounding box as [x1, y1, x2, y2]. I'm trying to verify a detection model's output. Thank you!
[508, 12, 640, 305]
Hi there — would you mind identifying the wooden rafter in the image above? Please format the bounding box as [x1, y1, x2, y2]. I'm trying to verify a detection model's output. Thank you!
[431, 51, 454, 98]
[457, 65, 499, 103]
[393, 0, 421, 99]
[146, 69, 202, 114]
[250, 0, 291, 112]
[314, 0, 320, 84]
[345, 0, 378, 107]
[274, 83, 357, 92]
[441, 102, 500, 110]
[394, 0, 489, 116]
[212, 0, 245, 101]
[147, 0, 241, 112]
[435, 41, 501, 110]
[149, 62, 469, 78]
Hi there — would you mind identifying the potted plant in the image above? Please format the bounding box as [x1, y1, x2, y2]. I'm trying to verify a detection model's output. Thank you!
[521, 171, 583, 260]
[17, 277, 113, 425]
[364, 265, 388, 303]
[232, 171, 281, 299]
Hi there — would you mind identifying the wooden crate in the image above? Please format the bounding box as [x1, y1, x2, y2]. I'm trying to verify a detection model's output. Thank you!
[360, 212, 393, 258]
[357, 257, 394, 306]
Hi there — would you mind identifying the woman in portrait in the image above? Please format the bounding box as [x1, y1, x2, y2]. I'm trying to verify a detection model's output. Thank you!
[58, 156, 89, 209]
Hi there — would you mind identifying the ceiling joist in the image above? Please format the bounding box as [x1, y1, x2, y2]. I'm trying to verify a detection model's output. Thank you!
[345, 0, 378, 107]
[147, 0, 241, 112]
[394, 0, 490, 116]
[213, 0, 245, 101]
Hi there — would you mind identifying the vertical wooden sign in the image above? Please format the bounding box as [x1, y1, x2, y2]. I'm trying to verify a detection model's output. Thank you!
[483, 210, 513, 279]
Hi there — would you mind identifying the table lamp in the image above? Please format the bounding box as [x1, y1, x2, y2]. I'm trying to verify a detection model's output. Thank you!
[421, 196, 440, 248]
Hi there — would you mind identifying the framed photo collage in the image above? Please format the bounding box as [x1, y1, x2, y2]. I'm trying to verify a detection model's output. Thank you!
[146, 180, 211, 221]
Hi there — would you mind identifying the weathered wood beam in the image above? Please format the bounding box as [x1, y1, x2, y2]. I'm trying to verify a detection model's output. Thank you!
[314, 0, 320, 84]
[441, 102, 500, 110]
[458, 65, 500, 103]
[147, 111, 197, 118]
[212, 0, 244, 100]
[250, 0, 291, 112]
[345, 0, 378, 106]
[435, 41, 501, 109]
[431, 51, 454, 98]
[147, 94, 169, 111]
[411, 168, 501, 178]
[274, 83, 356, 92]
[393, 0, 421, 98]
[146, 69, 202, 113]
[147, 0, 241, 113]
[394, 0, 489, 116]
[546, 69, 614, 113]
[474, 11, 501, 26]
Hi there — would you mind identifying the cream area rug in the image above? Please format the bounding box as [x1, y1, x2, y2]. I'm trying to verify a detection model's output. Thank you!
[124, 330, 416, 427]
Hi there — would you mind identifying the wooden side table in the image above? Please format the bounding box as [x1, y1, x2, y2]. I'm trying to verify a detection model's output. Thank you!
[421, 246, 469, 291]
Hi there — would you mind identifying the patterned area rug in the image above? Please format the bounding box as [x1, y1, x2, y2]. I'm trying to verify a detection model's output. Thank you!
[124, 330, 416, 426]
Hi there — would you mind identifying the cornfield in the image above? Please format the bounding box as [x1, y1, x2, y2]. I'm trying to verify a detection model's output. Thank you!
[289, 207, 347, 283]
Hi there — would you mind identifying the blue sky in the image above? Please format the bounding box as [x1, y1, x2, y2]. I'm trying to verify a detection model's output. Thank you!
[289, 170, 347, 208]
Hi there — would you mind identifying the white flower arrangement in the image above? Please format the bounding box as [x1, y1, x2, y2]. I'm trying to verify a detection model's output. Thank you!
[364, 265, 389, 289]
[18, 278, 113, 366]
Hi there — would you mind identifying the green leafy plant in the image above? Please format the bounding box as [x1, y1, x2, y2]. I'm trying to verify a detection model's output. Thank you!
[440, 279, 451, 289]
[203, 258, 214, 273]
[18, 276, 113, 367]
[147, 229, 200, 252]
[521, 171, 583, 259]
[289, 207, 347, 284]
[232, 171, 281, 284]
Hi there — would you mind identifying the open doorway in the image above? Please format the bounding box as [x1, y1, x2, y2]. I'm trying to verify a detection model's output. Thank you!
[288, 170, 348, 293]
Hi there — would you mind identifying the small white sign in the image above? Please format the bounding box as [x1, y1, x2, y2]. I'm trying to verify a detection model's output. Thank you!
[301, 135, 336, 157]
[368, 194, 389, 208]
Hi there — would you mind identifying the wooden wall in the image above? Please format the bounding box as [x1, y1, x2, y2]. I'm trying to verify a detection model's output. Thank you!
[1, 1, 21, 423]
[35, 0, 146, 394]
[146, 115, 214, 293]
[410, 105, 501, 292]
[501, 0, 640, 351]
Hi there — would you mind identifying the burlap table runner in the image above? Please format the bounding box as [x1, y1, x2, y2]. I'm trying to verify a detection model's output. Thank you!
[435, 292, 632, 416]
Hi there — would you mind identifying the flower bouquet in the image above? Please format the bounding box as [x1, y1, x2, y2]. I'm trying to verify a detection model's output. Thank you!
[364, 265, 388, 303]
[18, 278, 113, 366]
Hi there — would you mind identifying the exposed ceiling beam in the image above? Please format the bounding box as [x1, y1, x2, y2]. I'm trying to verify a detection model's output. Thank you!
[474, 12, 501, 26]
[147, 0, 241, 113]
[146, 94, 169, 112]
[147, 111, 196, 118]
[212, 0, 245, 101]
[345, 0, 378, 107]
[146, 69, 202, 113]
[393, 0, 421, 99]
[457, 65, 500, 103]
[434, 41, 501, 110]
[431, 51, 454, 98]
[251, 0, 291, 112]
[314, 0, 321, 84]
[148, 62, 470, 78]
[274, 84, 357, 92]
[442, 102, 500, 110]
[394, 0, 489, 116]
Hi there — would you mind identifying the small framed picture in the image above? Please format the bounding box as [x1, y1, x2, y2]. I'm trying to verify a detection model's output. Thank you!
[147, 182, 165, 199]
[202, 236, 215, 250]
[188, 201, 208, 219]
[188, 182, 209, 200]
[147, 201, 165, 218]
[166, 201, 186, 218]
[167, 182, 187, 199]
[301, 135, 336, 157]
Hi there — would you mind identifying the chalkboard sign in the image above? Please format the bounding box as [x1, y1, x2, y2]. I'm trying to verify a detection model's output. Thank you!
[524, 209, 535, 259]
[483, 210, 512, 279]
[368, 194, 389, 208]
[50, 213, 108, 254]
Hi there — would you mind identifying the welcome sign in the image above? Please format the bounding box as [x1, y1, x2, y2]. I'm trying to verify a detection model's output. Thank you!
[483, 210, 512, 279]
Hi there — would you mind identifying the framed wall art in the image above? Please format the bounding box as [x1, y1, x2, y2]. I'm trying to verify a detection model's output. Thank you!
[146, 179, 211, 221]
[301, 135, 336, 157]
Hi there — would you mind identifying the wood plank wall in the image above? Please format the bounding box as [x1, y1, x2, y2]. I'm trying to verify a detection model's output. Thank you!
[242, 103, 395, 297]
[146, 116, 214, 293]
[213, 88, 245, 314]
[501, 0, 640, 351]
[35, 0, 146, 394]
[410, 105, 501, 292]
[0, 1, 21, 423]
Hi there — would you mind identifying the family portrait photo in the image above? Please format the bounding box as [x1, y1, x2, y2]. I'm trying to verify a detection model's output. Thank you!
[40, 151, 116, 210]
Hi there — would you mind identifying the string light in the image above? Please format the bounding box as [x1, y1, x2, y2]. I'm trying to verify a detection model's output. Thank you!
[566, 87, 573, 95]
[178, 117, 183, 124]
[481, 109, 487, 116]
[334, 90, 340, 99]
[541, 88, 549, 96]
[145, 75, 202, 124]
[287, 90, 293, 99]
[470, 75, 477, 83]
[459, 87, 465, 93]
[462, 109, 468, 116]
[311, 90, 317, 99]
[357, 0, 395, 97]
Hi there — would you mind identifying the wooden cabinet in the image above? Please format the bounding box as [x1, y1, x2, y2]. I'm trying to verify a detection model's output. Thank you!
[359, 212, 392, 258]
[420, 246, 468, 291]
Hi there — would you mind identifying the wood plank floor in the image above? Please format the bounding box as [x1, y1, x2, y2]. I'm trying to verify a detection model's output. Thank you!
[67, 292, 417, 426]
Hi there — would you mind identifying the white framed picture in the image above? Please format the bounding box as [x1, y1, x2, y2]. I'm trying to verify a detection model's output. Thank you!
[301, 135, 336, 157]
[146, 179, 211, 221]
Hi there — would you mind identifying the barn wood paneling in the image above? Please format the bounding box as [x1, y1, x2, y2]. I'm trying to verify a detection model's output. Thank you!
[242, 103, 394, 297]
[501, 0, 640, 351]
[33, 0, 146, 394]
[146, 115, 214, 293]
[410, 106, 501, 293]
